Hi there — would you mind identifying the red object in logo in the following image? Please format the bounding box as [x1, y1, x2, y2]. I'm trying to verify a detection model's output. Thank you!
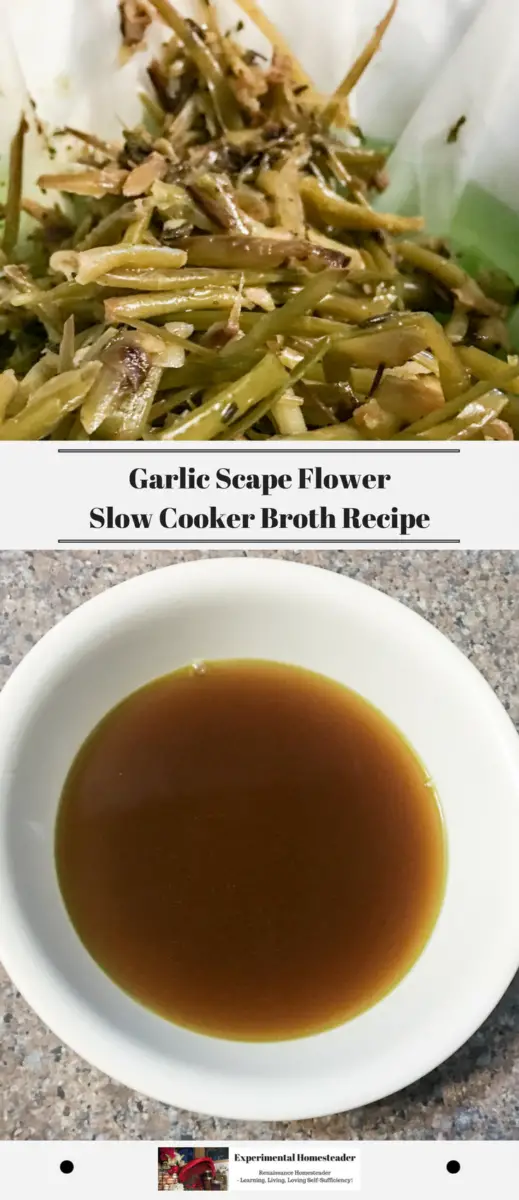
[179, 1157, 217, 1190]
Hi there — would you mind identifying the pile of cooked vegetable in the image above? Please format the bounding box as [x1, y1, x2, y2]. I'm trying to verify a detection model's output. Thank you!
[0, 0, 518, 441]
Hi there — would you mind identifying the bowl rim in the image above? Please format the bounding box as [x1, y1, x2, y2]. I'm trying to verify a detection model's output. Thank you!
[0, 555, 519, 1122]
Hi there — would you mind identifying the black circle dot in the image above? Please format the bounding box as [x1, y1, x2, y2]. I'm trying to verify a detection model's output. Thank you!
[60, 1161, 74, 1175]
[446, 1161, 461, 1175]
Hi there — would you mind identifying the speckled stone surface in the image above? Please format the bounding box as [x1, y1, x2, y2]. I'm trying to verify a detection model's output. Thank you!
[0, 549, 518, 1142]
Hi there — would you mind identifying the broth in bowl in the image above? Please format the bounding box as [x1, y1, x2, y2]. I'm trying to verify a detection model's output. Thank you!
[55, 658, 445, 1041]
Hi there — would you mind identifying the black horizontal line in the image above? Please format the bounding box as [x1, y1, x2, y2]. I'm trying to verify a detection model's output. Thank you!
[58, 539, 461, 545]
[57, 447, 460, 454]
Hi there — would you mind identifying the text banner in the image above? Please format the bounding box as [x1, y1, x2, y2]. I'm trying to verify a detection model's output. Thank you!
[0, 442, 517, 548]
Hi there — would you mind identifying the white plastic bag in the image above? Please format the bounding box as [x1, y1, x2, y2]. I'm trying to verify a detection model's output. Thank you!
[381, 0, 519, 282]
[0, 24, 52, 199]
[347, 0, 486, 142]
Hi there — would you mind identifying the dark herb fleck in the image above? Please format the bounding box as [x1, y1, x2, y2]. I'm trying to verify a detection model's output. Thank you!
[447, 115, 467, 144]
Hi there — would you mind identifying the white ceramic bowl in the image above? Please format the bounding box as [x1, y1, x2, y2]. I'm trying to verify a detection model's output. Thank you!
[0, 557, 518, 1121]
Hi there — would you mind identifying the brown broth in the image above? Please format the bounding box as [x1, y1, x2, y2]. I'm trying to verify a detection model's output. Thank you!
[55, 659, 446, 1041]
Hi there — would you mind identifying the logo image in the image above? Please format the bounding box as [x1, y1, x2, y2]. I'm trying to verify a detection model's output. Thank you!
[158, 1147, 229, 1191]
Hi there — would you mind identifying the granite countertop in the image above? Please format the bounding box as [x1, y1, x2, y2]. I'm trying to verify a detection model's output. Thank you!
[0, 549, 518, 1142]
